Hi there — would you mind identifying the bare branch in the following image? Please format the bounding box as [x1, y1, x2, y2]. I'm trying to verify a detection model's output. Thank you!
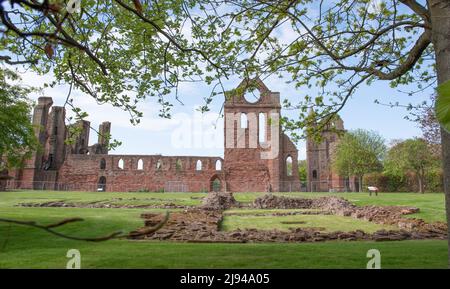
[0, 55, 38, 65]
[113, 0, 229, 79]
[0, 212, 169, 242]
[399, 0, 430, 23]
[0, 3, 108, 75]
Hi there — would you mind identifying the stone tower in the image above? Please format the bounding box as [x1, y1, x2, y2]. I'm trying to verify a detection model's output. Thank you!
[306, 114, 345, 192]
[98, 121, 111, 154]
[223, 78, 300, 192]
[44, 106, 67, 169]
[28, 97, 53, 170]
[21, 97, 66, 189]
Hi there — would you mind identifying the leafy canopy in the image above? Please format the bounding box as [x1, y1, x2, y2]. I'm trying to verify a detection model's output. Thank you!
[436, 80, 450, 133]
[0, 0, 437, 140]
[384, 138, 440, 177]
[332, 129, 386, 177]
[0, 68, 38, 170]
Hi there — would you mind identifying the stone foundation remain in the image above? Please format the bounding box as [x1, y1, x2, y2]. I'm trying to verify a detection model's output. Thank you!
[200, 192, 240, 210]
[130, 194, 447, 243]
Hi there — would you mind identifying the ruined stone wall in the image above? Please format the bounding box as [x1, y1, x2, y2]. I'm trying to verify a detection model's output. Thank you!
[306, 116, 346, 192]
[13, 97, 63, 189]
[280, 134, 301, 191]
[223, 78, 298, 192]
[27, 97, 53, 174]
[58, 154, 225, 192]
[44, 106, 67, 170]
[69, 120, 90, 154]
[9, 79, 301, 193]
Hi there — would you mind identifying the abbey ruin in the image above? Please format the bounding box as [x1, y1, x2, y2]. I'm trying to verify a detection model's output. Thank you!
[6, 79, 357, 193]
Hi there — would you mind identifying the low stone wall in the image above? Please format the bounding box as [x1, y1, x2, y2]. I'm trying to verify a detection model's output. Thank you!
[253, 195, 426, 230]
[18, 193, 446, 243]
[18, 199, 188, 209]
[200, 192, 240, 210]
[131, 208, 446, 243]
[252, 194, 313, 209]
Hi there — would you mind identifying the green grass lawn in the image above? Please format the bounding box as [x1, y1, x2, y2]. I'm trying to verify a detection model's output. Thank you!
[221, 212, 395, 233]
[0, 190, 448, 268]
[233, 192, 447, 223]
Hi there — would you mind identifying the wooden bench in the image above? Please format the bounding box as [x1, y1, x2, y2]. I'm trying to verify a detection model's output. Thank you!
[367, 186, 379, 196]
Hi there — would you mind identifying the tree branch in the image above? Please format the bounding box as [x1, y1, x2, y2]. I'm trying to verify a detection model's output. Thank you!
[0, 55, 38, 65]
[0, 3, 108, 75]
[399, 0, 430, 23]
[0, 212, 169, 242]
[113, 0, 228, 79]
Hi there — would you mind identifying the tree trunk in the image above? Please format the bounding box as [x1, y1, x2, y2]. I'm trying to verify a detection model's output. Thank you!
[429, 0, 450, 268]
[418, 171, 424, 194]
[359, 175, 363, 193]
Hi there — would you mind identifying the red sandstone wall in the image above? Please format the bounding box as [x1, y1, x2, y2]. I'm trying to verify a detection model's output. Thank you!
[280, 134, 301, 192]
[11, 81, 301, 193]
[58, 154, 224, 192]
[221, 79, 301, 193]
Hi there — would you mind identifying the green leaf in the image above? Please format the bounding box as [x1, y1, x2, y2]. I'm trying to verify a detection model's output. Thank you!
[436, 80, 450, 133]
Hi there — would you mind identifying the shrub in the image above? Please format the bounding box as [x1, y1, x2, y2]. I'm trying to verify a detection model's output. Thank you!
[363, 170, 443, 193]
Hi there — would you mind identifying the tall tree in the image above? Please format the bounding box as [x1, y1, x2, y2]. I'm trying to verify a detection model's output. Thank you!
[332, 129, 386, 192]
[411, 96, 441, 146]
[298, 159, 307, 182]
[384, 138, 440, 193]
[0, 68, 38, 173]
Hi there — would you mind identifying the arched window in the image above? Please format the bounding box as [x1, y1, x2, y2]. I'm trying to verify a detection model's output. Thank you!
[156, 159, 162, 170]
[196, 160, 202, 171]
[215, 160, 222, 171]
[240, 113, 248, 129]
[286, 156, 293, 176]
[137, 159, 144, 170]
[118, 158, 124, 169]
[176, 159, 182, 170]
[98, 176, 106, 192]
[100, 158, 106, 170]
[312, 170, 317, 179]
[258, 112, 265, 144]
